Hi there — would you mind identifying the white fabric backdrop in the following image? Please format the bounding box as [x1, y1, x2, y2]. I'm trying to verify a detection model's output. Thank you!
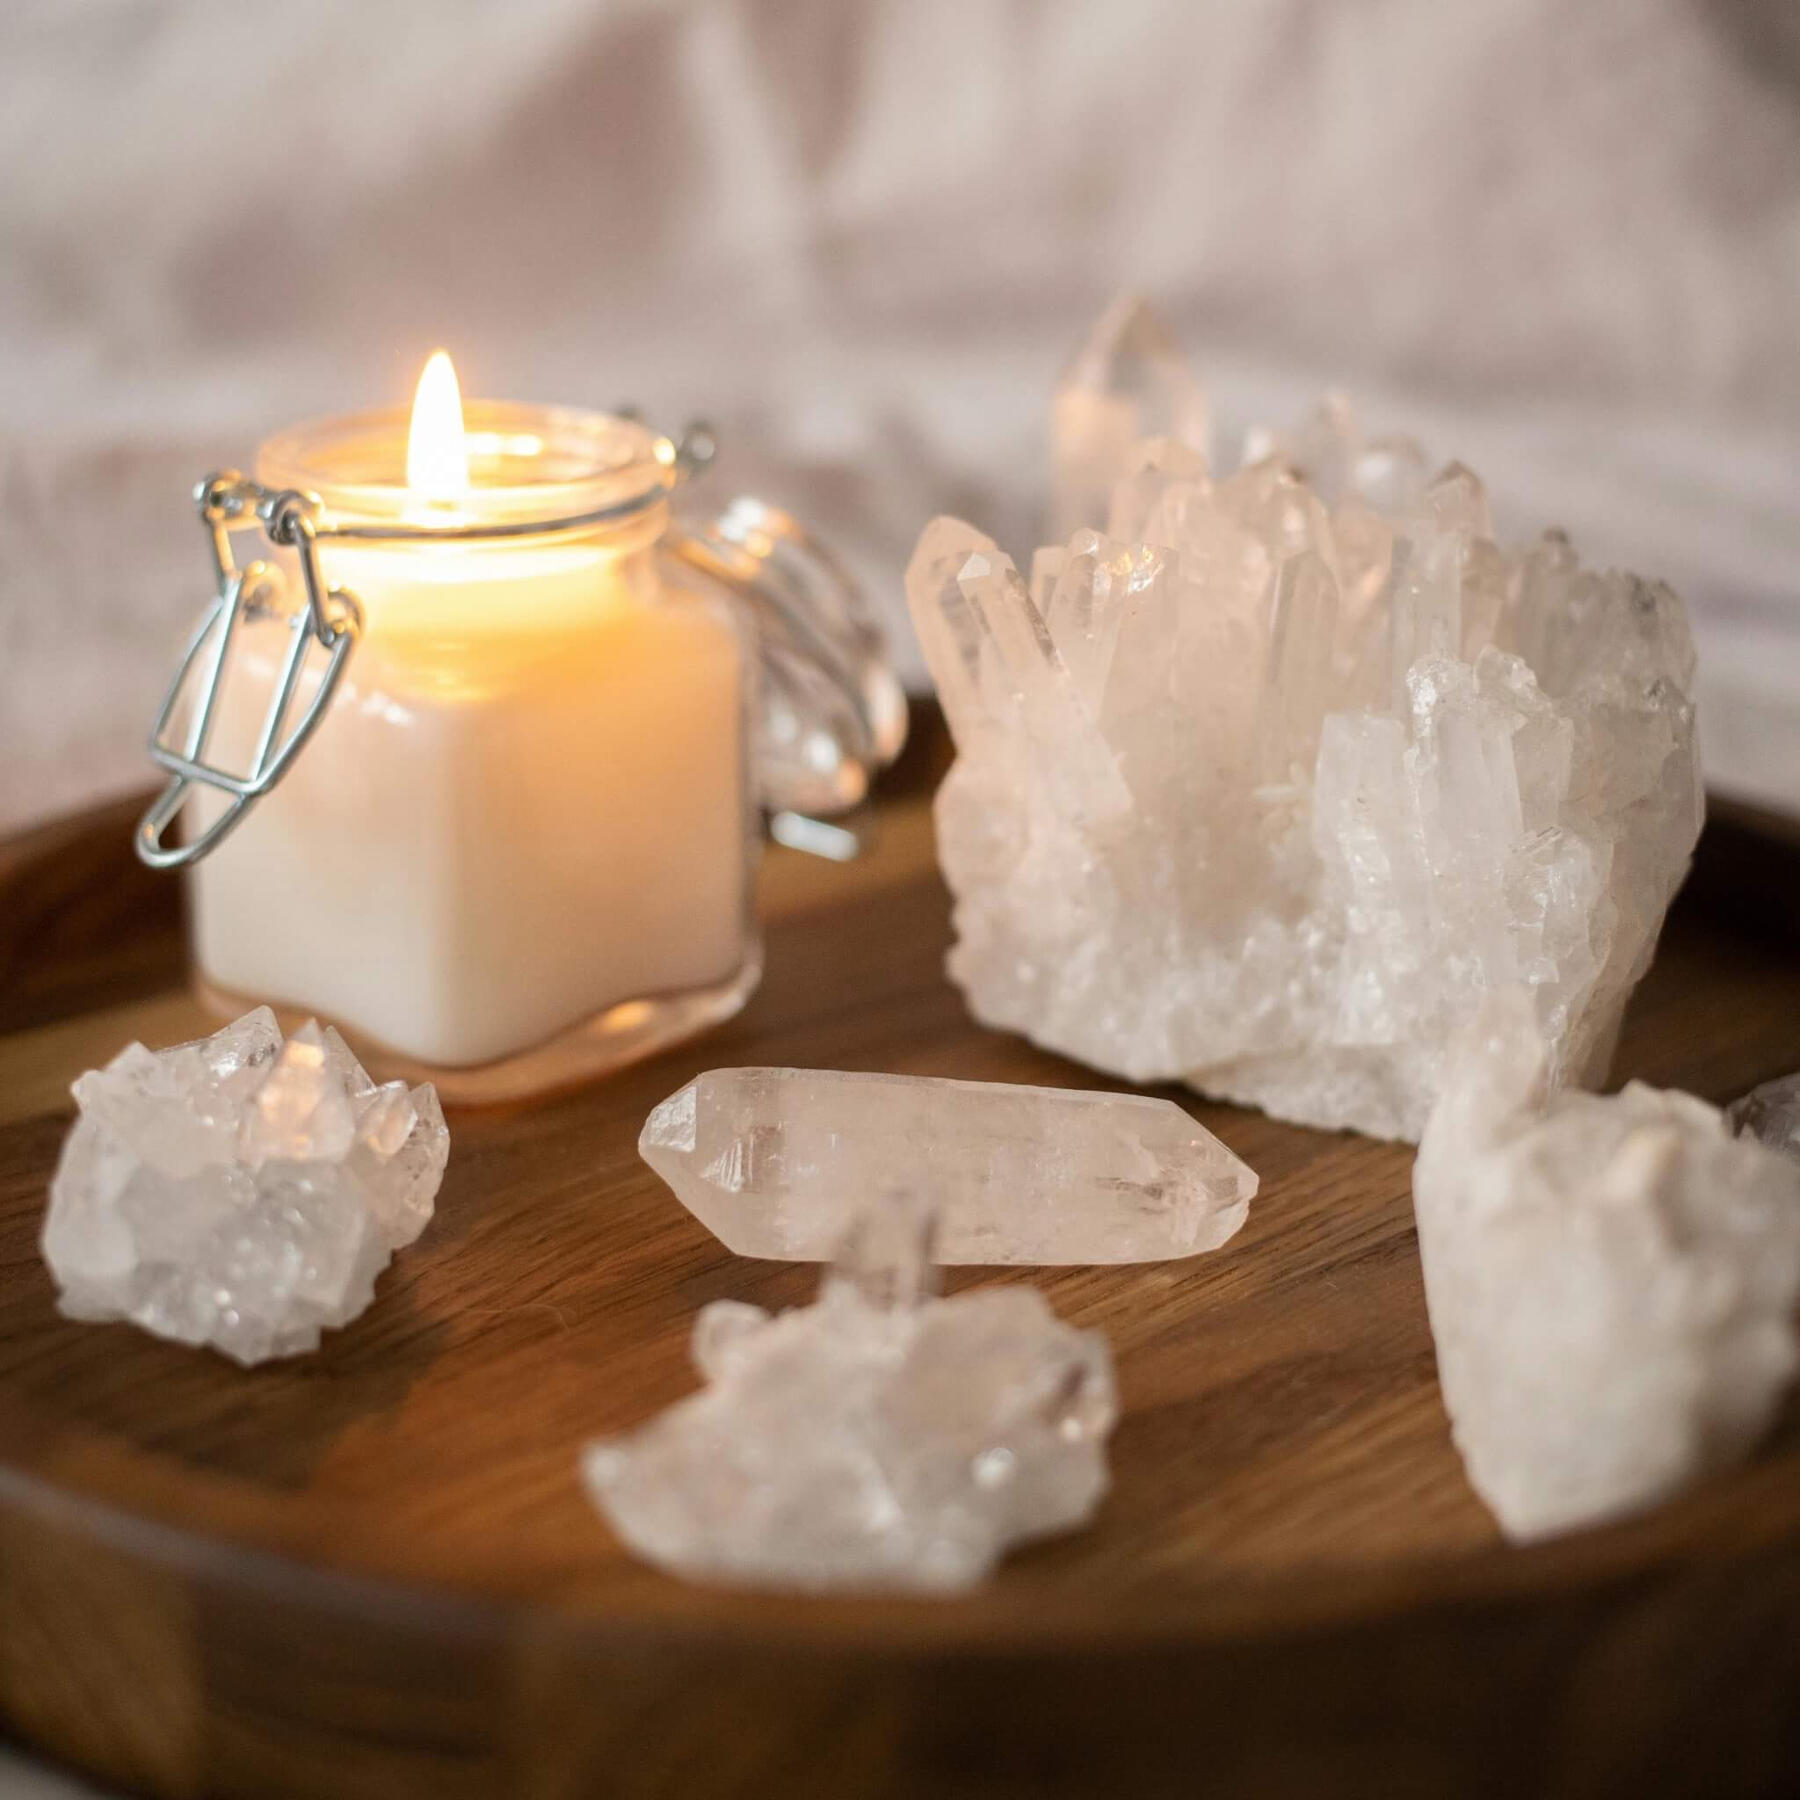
[4, 0, 1800, 835]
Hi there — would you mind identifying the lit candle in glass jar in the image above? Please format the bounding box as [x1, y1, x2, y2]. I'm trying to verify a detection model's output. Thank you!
[170, 353, 760, 1101]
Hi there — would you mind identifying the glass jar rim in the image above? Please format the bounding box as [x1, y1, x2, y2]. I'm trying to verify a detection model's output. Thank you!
[255, 399, 678, 538]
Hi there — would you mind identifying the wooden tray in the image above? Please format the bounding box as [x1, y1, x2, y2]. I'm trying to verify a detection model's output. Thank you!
[3, 722, 1800, 1800]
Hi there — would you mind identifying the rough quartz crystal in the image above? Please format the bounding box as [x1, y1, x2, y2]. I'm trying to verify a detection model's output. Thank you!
[1050, 293, 1209, 545]
[1727, 1073, 1800, 1162]
[912, 331, 1701, 1141]
[42, 1008, 448, 1365]
[640, 1066, 1257, 1264]
[1414, 993, 1800, 1541]
[584, 1193, 1116, 1592]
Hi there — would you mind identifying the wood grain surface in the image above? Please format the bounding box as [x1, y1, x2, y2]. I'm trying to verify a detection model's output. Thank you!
[2, 719, 1800, 1800]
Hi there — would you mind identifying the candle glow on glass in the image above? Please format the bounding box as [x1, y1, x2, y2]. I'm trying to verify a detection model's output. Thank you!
[406, 349, 471, 506]
[195, 365, 753, 1083]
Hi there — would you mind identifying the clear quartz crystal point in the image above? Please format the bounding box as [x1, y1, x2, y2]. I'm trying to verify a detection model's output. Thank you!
[240, 1021, 356, 1163]
[1107, 436, 1210, 543]
[1423, 460, 1492, 541]
[1354, 434, 1429, 512]
[904, 523, 1135, 825]
[1387, 527, 1463, 715]
[1051, 294, 1208, 542]
[1256, 552, 1340, 782]
[1728, 1073, 1800, 1161]
[913, 374, 1702, 1142]
[640, 1067, 1258, 1264]
[582, 1195, 1117, 1593]
[1043, 530, 1158, 713]
[903, 517, 1002, 749]
[42, 1009, 449, 1365]
[1028, 544, 1068, 617]
[1414, 993, 1800, 1542]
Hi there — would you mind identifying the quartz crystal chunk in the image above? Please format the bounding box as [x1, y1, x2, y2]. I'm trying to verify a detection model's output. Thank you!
[42, 1009, 448, 1365]
[1051, 294, 1208, 544]
[1728, 1073, 1800, 1162]
[583, 1194, 1116, 1592]
[917, 378, 1701, 1141]
[640, 1067, 1257, 1264]
[1414, 994, 1800, 1541]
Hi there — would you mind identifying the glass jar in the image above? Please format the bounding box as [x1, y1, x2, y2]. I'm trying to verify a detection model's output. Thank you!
[140, 396, 901, 1102]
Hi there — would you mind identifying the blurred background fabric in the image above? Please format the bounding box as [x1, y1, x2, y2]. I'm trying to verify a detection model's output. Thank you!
[4, 0, 1800, 837]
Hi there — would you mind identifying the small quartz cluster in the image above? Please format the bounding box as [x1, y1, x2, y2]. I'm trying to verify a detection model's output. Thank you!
[43, 1009, 448, 1365]
[1413, 994, 1800, 1541]
[908, 299, 1702, 1141]
[585, 1195, 1116, 1592]
[641, 1066, 1257, 1264]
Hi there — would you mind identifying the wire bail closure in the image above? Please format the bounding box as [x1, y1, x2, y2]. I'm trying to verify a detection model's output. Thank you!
[134, 475, 365, 870]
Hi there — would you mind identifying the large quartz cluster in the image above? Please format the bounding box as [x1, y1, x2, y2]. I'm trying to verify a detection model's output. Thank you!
[908, 309, 1702, 1141]
[641, 1066, 1256, 1264]
[1414, 994, 1800, 1541]
[585, 1194, 1116, 1592]
[43, 1009, 448, 1365]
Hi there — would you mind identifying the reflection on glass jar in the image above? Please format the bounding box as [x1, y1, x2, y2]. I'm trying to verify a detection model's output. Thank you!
[180, 359, 766, 1102]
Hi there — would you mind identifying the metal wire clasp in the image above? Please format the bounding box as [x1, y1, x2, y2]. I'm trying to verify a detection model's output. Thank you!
[135, 474, 363, 870]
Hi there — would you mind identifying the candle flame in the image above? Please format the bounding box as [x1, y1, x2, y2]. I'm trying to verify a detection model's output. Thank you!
[406, 349, 470, 504]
